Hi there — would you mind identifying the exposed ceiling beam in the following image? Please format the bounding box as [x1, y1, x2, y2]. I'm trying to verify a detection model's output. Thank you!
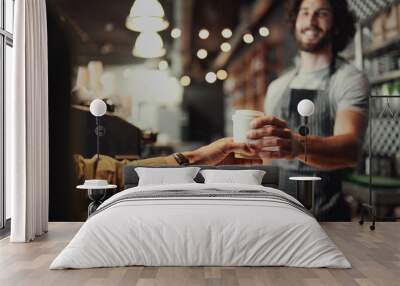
[181, 0, 193, 74]
[170, 0, 183, 76]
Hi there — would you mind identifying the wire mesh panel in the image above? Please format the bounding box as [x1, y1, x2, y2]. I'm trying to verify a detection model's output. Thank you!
[348, 0, 400, 23]
[365, 97, 400, 177]
[368, 98, 400, 156]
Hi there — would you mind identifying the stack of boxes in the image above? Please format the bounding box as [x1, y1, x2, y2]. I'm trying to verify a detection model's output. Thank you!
[371, 4, 400, 46]
[367, 4, 400, 97]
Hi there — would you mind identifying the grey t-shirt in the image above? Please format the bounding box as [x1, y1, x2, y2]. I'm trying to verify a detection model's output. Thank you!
[264, 59, 370, 117]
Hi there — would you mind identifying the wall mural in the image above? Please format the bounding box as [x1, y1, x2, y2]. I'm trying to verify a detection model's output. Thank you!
[46, 0, 400, 222]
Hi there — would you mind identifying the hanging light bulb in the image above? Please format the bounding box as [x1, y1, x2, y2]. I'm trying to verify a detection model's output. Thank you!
[220, 42, 231, 52]
[199, 29, 210, 39]
[243, 33, 254, 44]
[259, 26, 270, 37]
[217, 69, 228, 80]
[221, 28, 233, 39]
[133, 31, 166, 58]
[158, 60, 169, 71]
[126, 0, 169, 32]
[180, 75, 191, 87]
[197, 49, 208, 59]
[171, 28, 182, 39]
[205, 72, 217, 84]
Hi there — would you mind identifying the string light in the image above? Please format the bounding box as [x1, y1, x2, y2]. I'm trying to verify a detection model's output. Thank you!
[199, 29, 210, 39]
[171, 28, 182, 39]
[243, 33, 254, 44]
[180, 75, 191, 87]
[205, 72, 217, 83]
[217, 69, 228, 80]
[220, 42, 231, 52]
[158, 60, 169, 71]
[197, 49, 208, 59]
[221, 28, 232, 39]
[259, 26, 270, 37]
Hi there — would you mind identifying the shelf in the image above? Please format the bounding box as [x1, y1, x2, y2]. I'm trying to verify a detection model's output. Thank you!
[370, 95, 400, 98]
[369, 70, 400, 85]
[364, 34, 400, 59]
[345, 174, 400, 188]
[341, 35, 400, 61]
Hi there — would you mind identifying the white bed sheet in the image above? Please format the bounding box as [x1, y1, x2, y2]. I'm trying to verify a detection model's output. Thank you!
[50, 183, 351, 269]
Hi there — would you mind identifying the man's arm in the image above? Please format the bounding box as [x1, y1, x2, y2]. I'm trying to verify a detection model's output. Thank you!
[296, 109, 367, 169]
[247, 110, 367, 170]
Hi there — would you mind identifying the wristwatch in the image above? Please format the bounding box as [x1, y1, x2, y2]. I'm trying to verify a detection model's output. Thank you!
[172, 152, 190, 166]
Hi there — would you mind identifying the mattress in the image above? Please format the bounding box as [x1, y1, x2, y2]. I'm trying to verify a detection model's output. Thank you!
[50, 183, 351, 269]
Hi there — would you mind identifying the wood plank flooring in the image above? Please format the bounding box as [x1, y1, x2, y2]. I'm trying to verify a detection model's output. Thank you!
[0, 222, 399, 286]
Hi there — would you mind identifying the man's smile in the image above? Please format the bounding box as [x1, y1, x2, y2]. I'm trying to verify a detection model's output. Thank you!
[302, 28, 322, 41]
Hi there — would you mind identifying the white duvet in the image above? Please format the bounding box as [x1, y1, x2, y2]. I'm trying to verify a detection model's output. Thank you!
[50, 183, 351, 269]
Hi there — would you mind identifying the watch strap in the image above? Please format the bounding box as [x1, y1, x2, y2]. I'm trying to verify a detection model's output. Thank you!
[172, 152, 190, 166]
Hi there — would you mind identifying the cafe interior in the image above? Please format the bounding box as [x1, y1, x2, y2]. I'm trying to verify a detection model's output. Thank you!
[42, 0, 400, 222]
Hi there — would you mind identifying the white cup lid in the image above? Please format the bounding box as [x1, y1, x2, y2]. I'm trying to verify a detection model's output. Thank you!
[232, 110, 264, 120]
[234, 109, 264, 116]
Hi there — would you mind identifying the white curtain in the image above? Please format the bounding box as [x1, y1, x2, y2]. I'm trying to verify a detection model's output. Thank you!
[7, 0, 49, 242]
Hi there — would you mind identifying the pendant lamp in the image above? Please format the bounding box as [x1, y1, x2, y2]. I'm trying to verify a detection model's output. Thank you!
[132, 31, 166, 58]
[126, 0, 169, 32]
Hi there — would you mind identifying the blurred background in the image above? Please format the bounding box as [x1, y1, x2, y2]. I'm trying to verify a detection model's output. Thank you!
[44, 0, 400, 221]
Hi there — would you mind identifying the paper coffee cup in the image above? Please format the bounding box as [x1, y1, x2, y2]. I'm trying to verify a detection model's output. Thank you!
[232, 110, 264, 159]
[232, 110, 264, 143]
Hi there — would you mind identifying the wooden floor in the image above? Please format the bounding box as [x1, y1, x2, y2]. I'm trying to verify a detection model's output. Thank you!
[0, 222, 399, 286]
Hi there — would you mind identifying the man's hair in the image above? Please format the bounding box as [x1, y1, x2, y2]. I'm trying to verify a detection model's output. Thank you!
[286, 0, 357, 54]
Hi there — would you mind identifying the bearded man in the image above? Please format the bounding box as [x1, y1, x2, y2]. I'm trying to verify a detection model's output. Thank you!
[247, 0, 369, 221]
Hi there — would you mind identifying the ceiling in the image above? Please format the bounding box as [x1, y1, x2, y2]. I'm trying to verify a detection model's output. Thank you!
[47, 0, 390, 75]
[48, 0, 173, 65]
[48, 0, 256, 71]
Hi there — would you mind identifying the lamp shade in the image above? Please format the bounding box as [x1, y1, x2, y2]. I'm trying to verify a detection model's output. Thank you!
[126, 0, 169, 32]
[75, 66, 89, 90]
[297, 99, 315, 117]
[90, 99, 107, 117]
[88, 61, 103, 92]
[132, 31, 166, 58]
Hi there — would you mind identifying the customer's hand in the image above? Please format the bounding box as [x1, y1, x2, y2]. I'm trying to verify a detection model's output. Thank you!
[185, 137, 262, 166]
[246, 116, 304, 160]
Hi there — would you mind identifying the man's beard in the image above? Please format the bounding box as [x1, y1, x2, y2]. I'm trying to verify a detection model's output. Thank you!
[295, 28, 332, 53]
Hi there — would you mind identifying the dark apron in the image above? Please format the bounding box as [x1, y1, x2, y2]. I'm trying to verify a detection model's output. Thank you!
[271, 58, 351, 221]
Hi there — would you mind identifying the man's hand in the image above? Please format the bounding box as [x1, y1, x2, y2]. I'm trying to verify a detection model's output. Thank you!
[246, 116, 304, 160]
[184, 137, 262, 166]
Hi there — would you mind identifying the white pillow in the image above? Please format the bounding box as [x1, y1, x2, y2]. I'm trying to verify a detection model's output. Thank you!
[200, 169, 266, 185]
[135, 167, 201, 186]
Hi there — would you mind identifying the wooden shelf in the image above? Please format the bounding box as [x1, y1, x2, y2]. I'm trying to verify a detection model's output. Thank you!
[364, 34, 400, 59]
[370, 95, 400, 98]
[345, 174, 400, 188]
[341, 35, 400, 61]
[370, 69, 400, 85]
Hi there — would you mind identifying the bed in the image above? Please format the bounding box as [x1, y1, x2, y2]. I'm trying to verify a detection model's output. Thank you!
[50, 165, 350, 269]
